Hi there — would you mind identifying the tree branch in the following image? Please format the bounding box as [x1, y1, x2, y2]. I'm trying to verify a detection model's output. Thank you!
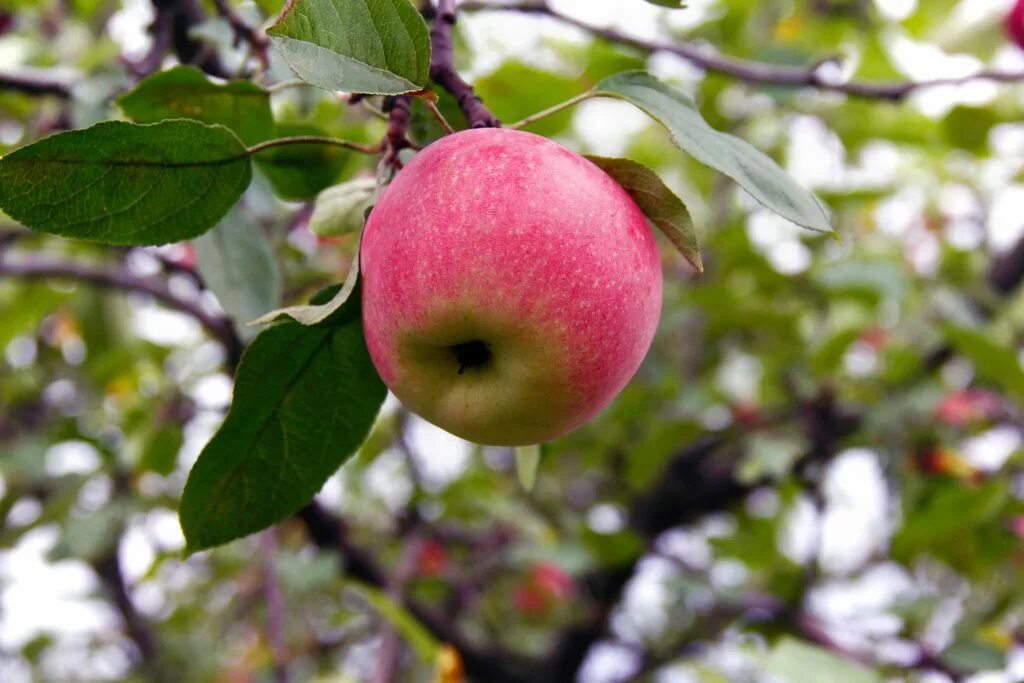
[0, 68, 75, 97]
[151, 0, 228, 78]
[212, 0, 270, 71]
[429, 0, 500, 127]
[462, 1, 1024, 100]
[0, 257, 245, 370]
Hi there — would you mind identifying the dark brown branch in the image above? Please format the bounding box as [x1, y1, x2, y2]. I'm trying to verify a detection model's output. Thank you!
[94, 548, 159, 667]
[0, 68, 75, 97]
[382, 96, 415, 169]
[462, 1, 1024, 101]
[0, 257, 244, 370]
[151, 0, 228, 78]
[213, 0, 271, 70]
[429, 0, 500, 128]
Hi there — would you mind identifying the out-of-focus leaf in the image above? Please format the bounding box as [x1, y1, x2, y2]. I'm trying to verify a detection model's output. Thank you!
[595, 71, 832, 234]
[253, 241, 360, 326]
[939, 639, 1005, 672]
[474, 62, 578, 135]
[309, 178, 376, 237]
[0, 120, 251, 245]
[194, 204, 282, 338]
[761, 637, 882, 683]
[585, 155, 702, 271]
[117, 66, 275, 145]
[348, 582, 440, 662]
[944, 325, 1024, 402]
[268, 0, 431, 94]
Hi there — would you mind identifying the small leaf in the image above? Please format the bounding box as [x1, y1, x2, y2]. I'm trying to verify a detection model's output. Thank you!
[515, 444, 541, 491]
[179, 289, 387, 552]
[595, 71, 832, 234]
[0, 120, 251, 246]
[944, 325, 1024, 402]
[117, 65, 275, 145]
[644, 0, 686, 7]
[585, 155, 702, 272]
[268, 0, 431, 95]
[253, 234, 361, 326]
[309, 177, 376, 237]
[254, 124, 350, 200]
[193, 204, 282, 340]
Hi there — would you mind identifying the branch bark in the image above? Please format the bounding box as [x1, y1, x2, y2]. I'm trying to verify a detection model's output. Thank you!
[0, 68, 75, 97]
[0, 257, 245, 370]
[462, 1, 1024, 100]
[429, 0, 500, 128]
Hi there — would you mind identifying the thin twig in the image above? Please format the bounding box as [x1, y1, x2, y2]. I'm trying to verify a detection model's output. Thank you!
[0, 68, 75, 97]
[462, 0, 1024, 101]
[423, 98, 456, 134]
[507, 90, 594, 130]
[429, 0, 500, 127]
[212, 0, 270, 71]
[247, 136, 384, 155]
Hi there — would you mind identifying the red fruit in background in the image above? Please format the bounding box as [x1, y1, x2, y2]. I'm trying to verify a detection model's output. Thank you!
[416, 539, 448, 577]
[731, 401, 761, 427]
[532, 562, 574, 600]
[0, 13, 13, 37]
[859, 326, 888, 352]
[1011, 515, 1024, 540]
[1008, 0, 1024, 50]
[513, 585, 549, 616]
[513, 563, 575, 616]
[934, 389, 1001, 426]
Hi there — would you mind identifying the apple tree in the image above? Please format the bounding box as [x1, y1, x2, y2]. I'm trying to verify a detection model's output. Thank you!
[1, 0, 1024, 681]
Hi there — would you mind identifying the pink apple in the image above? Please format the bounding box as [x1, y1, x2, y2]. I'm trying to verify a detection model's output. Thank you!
[360, 128, 662, 446]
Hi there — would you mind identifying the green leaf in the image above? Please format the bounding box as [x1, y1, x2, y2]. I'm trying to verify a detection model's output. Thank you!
[594, 71, 832, 234]
[347, 583, 440, 663]
[644, 0, 685, 7]
[117, 66, 275, 146]
[944, 325, 1024, 402]
[179, 290, 387, 552]
[253, 235, 361, 326]
[267, 0, 431, 95]
[515, 444, 541, 491]
[584, 155, 702, 272]
[255, 124, 350, 200]
[0, 120, 251, 246]
[309, 177, 376, 237]
[193, 204, 282, 340]
[761, 637, 882, 683]
[939, 640, 1005, 672]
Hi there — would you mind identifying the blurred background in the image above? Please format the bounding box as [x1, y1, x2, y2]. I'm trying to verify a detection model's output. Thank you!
[2, 0, 1024, 681]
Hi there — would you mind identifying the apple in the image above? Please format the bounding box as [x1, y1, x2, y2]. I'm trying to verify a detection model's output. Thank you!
[360, 128, 662, 446]
[1009, 0, 1024, 51]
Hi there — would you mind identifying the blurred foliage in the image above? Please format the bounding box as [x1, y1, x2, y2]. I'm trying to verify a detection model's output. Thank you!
[2, 0, 1024, 682]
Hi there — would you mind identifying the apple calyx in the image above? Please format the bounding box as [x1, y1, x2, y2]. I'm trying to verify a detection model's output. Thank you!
[450, 339, 492, 375]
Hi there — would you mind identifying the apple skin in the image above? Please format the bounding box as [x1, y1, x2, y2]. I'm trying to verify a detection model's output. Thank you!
[360, 128, 662, 446]
[1009, 0, 1024, 51]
